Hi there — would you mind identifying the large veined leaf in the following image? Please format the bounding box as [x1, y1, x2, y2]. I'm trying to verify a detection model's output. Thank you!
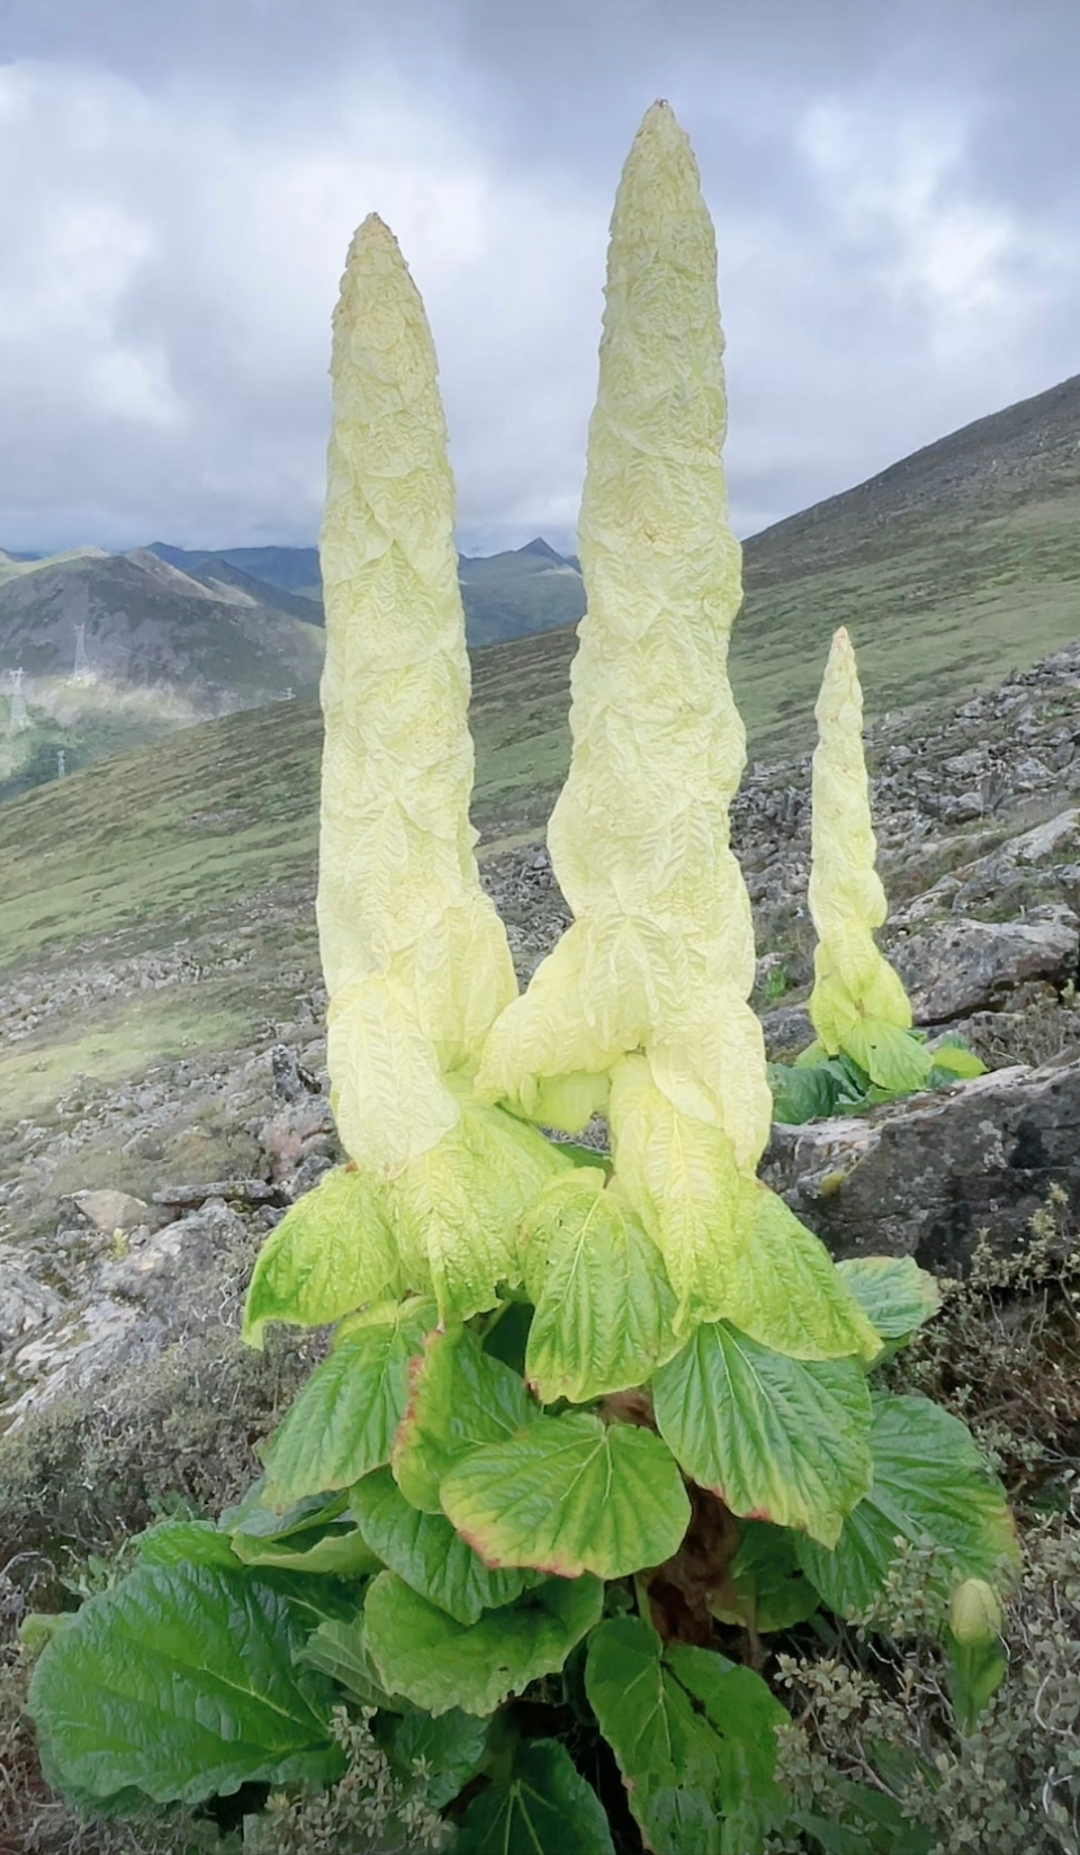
[362, 1570, 603, 1715]
[796, 1394, 1020, 1619]
[392, 1323, 537, 1513]
[294, 1615, 401, 1712]
[134, 1521, 240, 1570]
[389, 1100, 571, 1323]
[522, 1170, 680, 1404]
[222, 1482, 350, 1541]
[439, 1410, 690, 1579]
[836, 1257, 941, 1341]
[723, 1187, 882, 1364]
[381, 1706, 491, 1809]
[709, 1523, 822, 1634]
[231, 1527, 381, 1577]
[351, 1467, 534, 1623]
[243, 1166, 402, 1347]
[27, 1563, 343, 1807]
[136, 1513, 375, 1593]
[841, 1016, 933, 1094]
[457, 1739, 614, 1855]
[653, 1322, 872, 1546]
[608, 1054, 756, 1335]
[261, 1299, 436, 1508]
[585, 1617, 787, 1854]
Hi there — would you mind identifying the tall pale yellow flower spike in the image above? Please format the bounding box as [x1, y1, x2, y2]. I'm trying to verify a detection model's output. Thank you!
[477, 102, 772, 1175]
[319, 214, 518, 1176]
[808, 626, 930, 1091]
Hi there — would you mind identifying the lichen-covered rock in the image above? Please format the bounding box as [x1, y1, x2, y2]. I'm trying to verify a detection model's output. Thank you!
[891, 906, 1078, 1024]
[762, 1057, 1080, 1274]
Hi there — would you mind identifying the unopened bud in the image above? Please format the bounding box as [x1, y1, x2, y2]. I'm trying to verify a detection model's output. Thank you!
[949, 1578, 1003, 1646]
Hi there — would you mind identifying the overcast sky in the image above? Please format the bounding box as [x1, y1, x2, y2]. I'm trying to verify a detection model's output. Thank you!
[0, 0, 1076, 557]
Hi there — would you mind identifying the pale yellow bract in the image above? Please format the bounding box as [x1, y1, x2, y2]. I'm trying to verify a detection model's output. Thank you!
[475, 102, 773, 1174]
[318, 215, 518, 1175]
[808, 626, 914, 1051]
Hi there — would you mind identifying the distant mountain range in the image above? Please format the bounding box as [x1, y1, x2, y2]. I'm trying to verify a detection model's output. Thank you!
[2, 367, 1077, 805]
[0, 535, 586, 705]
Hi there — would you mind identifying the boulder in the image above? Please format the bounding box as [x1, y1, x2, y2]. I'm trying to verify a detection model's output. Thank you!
[890, 905, 1078, 1023]
[71, 1188, 150, 1235]
[0, 1249, 63, 1344]
[762, 1055, 1080, 1275]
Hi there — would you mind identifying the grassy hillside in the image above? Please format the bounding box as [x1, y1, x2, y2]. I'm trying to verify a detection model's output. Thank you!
[731, 370, 1080, 743]
[0, 624, 576, 971]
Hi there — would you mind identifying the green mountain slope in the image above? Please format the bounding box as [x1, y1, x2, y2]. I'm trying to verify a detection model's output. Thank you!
[731, 370, 1080, 744]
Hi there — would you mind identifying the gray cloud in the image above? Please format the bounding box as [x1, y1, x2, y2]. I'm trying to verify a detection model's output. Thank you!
[0, 0, 1076, 557]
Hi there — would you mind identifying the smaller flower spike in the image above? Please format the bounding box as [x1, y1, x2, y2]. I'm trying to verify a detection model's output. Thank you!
[319, 214, 517, 1175]
[808, 626, 930, 1091]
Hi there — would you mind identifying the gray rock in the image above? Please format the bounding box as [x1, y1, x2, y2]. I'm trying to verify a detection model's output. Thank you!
[762, 1057, 1080, 1276]
[152, 1178, 278, 1208]
[71, 1188, 150, 1235]
[96, 1198, 250, 1314]
[891, 906, 1079, 1023]
[761, 1003, 814, 1058]
[0, 1249, 64, 1344]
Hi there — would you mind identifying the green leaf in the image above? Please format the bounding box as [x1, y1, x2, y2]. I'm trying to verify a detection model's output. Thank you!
[440, 1411, 690, 1579]
[222, 1482, 350, 1541]
[768, 1060, 843, 1127]
[796, 1393, 1019, 1619]
[261, 1299, 435, 1508]
[836, 1257, 941, 1341]
[363, 1570, 603, 1715]
[709, 1523, 822, 1634]
[457, 1739, 614, 1855]
[841, 1018, 933, 1094]
[381, 1706, 490, 1808]
[585, 1618, 787, 1854]
[653, 1322, 872, 1546]
[134, 1521, 240, 1569]
[294, 1614, 401, 1711]
[928, 1037, 986, 1080]
[724, 1187, 882, 1364]
[351, 1468, 534, 1623]
[243, 1166, 402, 1347]
[392, 1323, 537, 1513]
[390, 1101, 571, 1323]
[27, 1563, 343, 1807]
[230, 1527, 381, 1577]
[522, 1171, 680, 1404]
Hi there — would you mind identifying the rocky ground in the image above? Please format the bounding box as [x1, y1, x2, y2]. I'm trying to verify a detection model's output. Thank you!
[5, 640, 1080, 1438]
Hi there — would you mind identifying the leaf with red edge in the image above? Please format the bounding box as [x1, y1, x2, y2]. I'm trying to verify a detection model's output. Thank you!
[439, 1411, 690, 1579]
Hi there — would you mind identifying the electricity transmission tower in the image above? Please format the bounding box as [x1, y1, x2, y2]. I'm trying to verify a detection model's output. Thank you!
[8, 667, 29, 732]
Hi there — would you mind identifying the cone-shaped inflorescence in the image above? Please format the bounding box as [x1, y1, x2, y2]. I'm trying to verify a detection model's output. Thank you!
[477, 101, 772, 1175]
[318, 214, 518, 1175]
[807, 625, 929, 1090]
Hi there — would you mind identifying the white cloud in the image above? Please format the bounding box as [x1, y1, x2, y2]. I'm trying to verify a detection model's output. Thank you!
[0, 14, 1076, 558]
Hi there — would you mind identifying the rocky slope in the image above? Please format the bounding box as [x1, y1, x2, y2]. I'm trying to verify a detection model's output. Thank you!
[5, 637, 1080, 1430]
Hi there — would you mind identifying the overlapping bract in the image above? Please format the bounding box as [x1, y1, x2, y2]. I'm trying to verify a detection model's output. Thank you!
[318, 212, 517, 1175]
[476, 103, 771, 1174]
[807, 627, 930, 1089]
